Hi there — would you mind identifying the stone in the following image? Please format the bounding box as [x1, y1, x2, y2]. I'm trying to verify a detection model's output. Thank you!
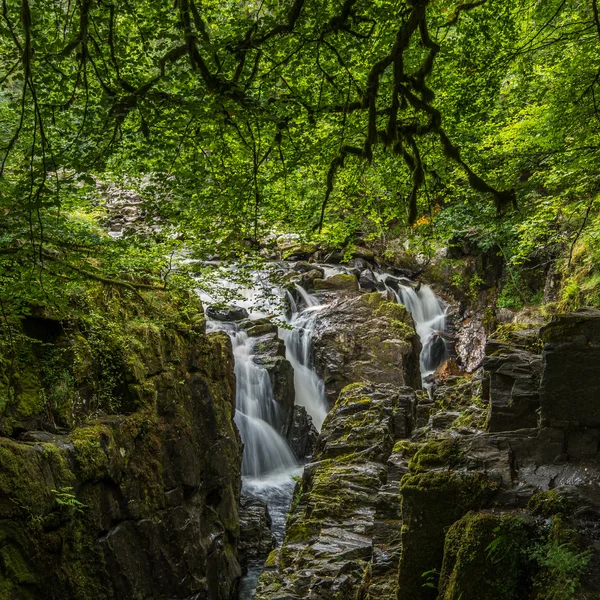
[238, 495, 277, 567]
[254, 383, 416, 599]
[347, 257, 370, 271]
[206, 304, 249, 322]
[540, 308, 600, 427]
[312, 291, 421, 405]
[239, 317, 278, 336]
[293, 261, 324, 276]
[313, 273, 359, 292]
[484, 338, 542, 432]
[0, 294, 243, 599]
[286, 405, 319, 459]
[358, 269, 378, 291]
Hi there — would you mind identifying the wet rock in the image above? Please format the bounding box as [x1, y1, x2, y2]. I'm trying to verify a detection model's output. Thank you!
[286, 405, 318, 459]
[238, 496, 277, 567]
[422, 332, 449, 372]
[313, 273, 359, 292]
[293, 261, 324, 276]
[347, 257, 370, 271]
[312, 292, 421, 405]
[540, 308, 600, 427]
[0, 314, 243, 599]
[206, 304, 249, 322]
[484, 335, 542, 432]
[252, 332, 296, 433]
[239, 317, 278, 337]
[358, 268, 378, 291]
[254, 383, 416, 599]
[429, 411, 461, 430]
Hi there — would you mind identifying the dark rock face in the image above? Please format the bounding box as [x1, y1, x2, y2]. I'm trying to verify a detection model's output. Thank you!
[484, 335, 542, 432]
[238, 496, 277, 567]
[286, 405, 319, 459]
[254, 383, 417, 599]
[312, 291, 421, 405]
[206, 304, 249, 321]
[0, 297, 243, 599]
[251, 329, 296, 436]
[540, 308, 600, 427]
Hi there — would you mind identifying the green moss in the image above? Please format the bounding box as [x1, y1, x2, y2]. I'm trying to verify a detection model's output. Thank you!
[71, 424, 114, 482]
[438, 512, 535, 600]
[0, 438, 54, 520]
[408, 437, 459, 472]
[397, 471, 498, 600]
[313, 273, 358, 291]
[264, 549, 279, 568]
[527, 491, 569, 517]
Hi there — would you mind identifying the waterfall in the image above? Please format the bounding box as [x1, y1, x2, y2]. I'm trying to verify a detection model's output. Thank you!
[393, 283, 449, 381]
[206, 321, 297, 479]
[279, 285, 329, 431]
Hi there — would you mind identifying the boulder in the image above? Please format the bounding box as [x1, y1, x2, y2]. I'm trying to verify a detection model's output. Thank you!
[347, 257, 370, 271]
[313, 273, 359, 292]
[292, 261, 324, 276]
[312, 292, 421, 404]
[238, 496, 277, 567]
[286, 405, 319, 459]
[206, 304, 249, 322]
[358, 268, 379, 291]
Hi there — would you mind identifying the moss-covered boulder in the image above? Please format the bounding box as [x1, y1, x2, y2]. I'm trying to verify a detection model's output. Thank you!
[438, 512, 535, 600]
[313, 273, 359, 292]
[0, 286, 242, 599]
[312, 291, 421, 405]
[254, 382, 417, 599]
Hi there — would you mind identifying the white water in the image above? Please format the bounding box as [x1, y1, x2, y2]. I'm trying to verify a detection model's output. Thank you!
[205, 320, 297, 479]
[201, 264, 449, 599]
[279, 285, 329, 431]
[391, 282, 448, 381]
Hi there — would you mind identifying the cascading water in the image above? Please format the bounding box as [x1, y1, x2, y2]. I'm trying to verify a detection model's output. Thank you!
[394, 283, 449, 381]
[279, 285, 329, 431]
[205, 319, 297, 479]
[200, 263, 449, 599]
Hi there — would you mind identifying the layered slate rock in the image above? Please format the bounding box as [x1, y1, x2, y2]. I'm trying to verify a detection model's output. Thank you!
[0, 291, 243, 599]
[540, 308, 600, 427]
[403, 311, 600, 600]
[312, 291, 421, 405]
[238, 496, 277, 567]
[254, 383, 416, 599]
[483, 327, 542, 432]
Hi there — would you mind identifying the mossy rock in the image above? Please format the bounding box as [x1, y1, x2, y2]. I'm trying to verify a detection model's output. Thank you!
[438, 511, 535, 600]
[313, 273, 359, 291]
[397, 471, 498, 600]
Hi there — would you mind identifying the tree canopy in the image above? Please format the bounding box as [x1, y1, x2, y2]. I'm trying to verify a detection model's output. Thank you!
[1, 0, 600, 312]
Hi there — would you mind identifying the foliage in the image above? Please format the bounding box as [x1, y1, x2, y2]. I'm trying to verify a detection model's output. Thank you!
[1, 0, 600, 329]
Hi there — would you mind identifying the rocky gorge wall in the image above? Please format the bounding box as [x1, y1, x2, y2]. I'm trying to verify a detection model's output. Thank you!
[2, 250, 600, 600]
[0, 288, 243, 599]
[253, 271, 600, 599]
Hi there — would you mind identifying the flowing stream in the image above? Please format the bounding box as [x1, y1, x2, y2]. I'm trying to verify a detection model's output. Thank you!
[201, 264, 448, 599]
